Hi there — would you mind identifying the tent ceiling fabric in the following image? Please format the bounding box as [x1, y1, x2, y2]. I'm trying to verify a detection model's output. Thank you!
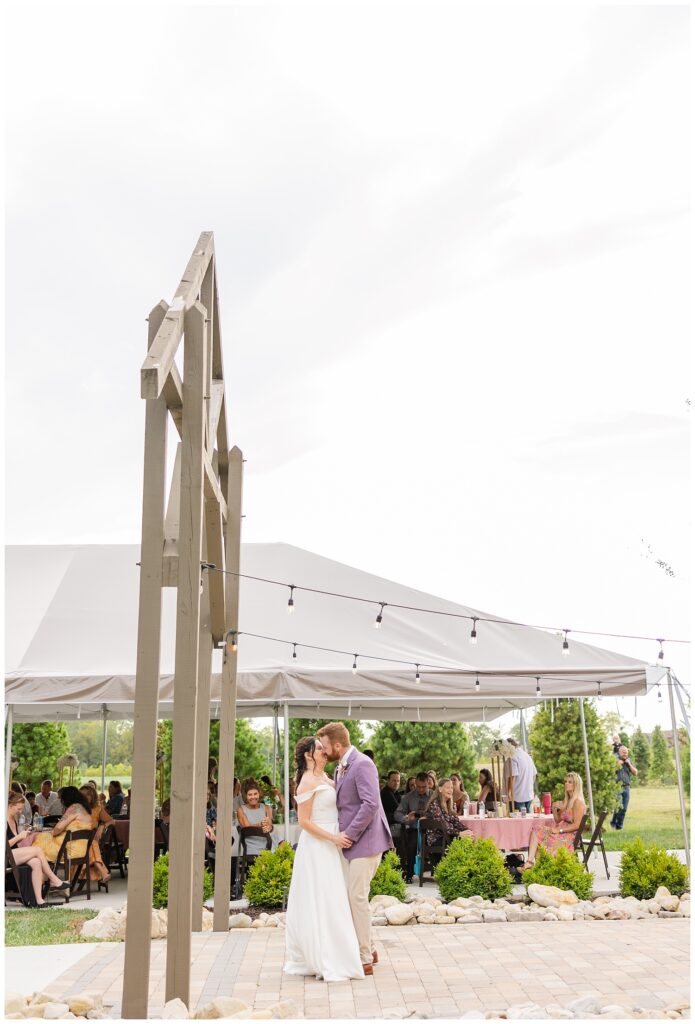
[5, 544, 652, 723]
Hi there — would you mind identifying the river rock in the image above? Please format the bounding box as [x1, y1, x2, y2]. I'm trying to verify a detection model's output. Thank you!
[458, 914, 483, 924]
[522, 909, 545, 922]
[661, 895, 681, 913]
[482, 910, 507, 923]
[371, 895, 402, 909]
[6, 997, 28, 1015]
[372, 915, 389, 926]
[67, 996, 96, 1016]
[544, 1005, 575, 1019]
[433, 915, 456, 924]
[162, 1001, 190, 1021]
[40, 1007, 70, 1021]
[658, 910, 684, 919]
[527, 884, 578, 908]
[384, 903, 415, 926]
[506, 1004, 548, 1019]
[567, 995, 604, 1016]
[228, 913, 253, 929]
[555, 905, 574, 922]
[468, 895, 485, 905]
[29, 996, 54, 1008]
[443, 905, 468, 920]
[195, 997, 252, 1018]
[600, 1006, 633, 1017]
[606, 908, 631, 920]
[80, 908, 121, 940]
[21, 1007, 48, 1019]
[543, 910, 559, 921]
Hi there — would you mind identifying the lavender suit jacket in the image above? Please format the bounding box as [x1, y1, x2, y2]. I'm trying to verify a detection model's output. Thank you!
[335, 749, 393, 861]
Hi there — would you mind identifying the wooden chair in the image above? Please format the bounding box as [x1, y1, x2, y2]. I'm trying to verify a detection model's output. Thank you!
[100, 824, 128, 878]
[42, 815, 61, 828]
[5, 839, 37, 907]
[54, 828, 97, 901]
[236, 826, 272, 894]
[570, 812, 589, 852]
[417, 817, 452, 887]
[154, 819, 169, 858]
[577, 809, 610, 878]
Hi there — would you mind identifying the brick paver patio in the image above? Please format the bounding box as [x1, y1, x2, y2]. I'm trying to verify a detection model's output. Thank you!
[43, 920, 689, 1019]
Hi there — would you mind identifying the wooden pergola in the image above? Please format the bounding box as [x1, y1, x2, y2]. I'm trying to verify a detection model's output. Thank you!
[122, 233, 241, 1018]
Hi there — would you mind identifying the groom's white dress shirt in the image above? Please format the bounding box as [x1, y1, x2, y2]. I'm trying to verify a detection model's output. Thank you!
[337, 745, 354, 779]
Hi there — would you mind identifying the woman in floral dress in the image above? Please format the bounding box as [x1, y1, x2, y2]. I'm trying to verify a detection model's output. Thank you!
[521, 772, 586, 869]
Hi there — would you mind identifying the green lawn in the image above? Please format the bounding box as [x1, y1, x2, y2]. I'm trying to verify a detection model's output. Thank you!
[600, 785, 690, 851]
[5, 908, 100, 947]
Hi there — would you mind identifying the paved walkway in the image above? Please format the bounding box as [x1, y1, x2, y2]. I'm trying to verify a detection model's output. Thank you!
[40, 919, 689, 1019]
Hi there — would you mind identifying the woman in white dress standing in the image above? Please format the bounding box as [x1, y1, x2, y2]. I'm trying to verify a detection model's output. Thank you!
[284, 736, 364, 982]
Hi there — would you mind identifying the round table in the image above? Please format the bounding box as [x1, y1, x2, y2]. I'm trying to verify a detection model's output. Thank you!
[458, 813, 554, 851]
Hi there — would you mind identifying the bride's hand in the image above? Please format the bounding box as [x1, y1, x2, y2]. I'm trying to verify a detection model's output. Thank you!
[334, 832, 353, 849]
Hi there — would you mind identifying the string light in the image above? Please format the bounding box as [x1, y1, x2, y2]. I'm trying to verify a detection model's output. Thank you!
[415, 664, 421, 684]
[287, 586, 295, 615]
[292, 643, 297, 659]
[470, 617, 478, 645]
[352, 655, 358, 675]
[536, 676, 542, 697]
[658, 685, 663, 703]
[375, 603, 386, 629]
[475, 673, 480, 693]
[596, 681, 602, 700]
[562, 630, 570, 657]
[657, 640, 665, 661]
[225, 631, 238, 654]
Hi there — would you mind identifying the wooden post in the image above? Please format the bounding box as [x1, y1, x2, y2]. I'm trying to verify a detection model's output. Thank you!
[122, 301, 170, 1020]
[213, 447, 243, 931]
[100, 705, 108, 795]
[191, 562, 213, 929]
[165, 302, 208, 1006]
[5, 705, 13, 792]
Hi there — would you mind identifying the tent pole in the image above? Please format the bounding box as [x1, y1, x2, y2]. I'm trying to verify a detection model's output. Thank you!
[5, 705, 13, 791]
[667, 670, 690, 867]
[673, 674, 691, 738]
[578, 699, 595, 833]
[272, 704, 278, 786]
[283, 703, 290, 842]
[100, 705, 108, 794]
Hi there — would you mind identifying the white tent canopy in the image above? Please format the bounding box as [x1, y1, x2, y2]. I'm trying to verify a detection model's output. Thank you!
[5, 543, 658, 724]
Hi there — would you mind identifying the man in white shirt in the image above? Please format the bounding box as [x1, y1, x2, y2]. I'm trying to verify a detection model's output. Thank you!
[35, 779, 62, 817]
[505, 740, 537, 813]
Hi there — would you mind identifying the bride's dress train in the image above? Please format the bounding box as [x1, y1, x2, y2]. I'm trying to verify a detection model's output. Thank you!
[284, 784, 364, 982]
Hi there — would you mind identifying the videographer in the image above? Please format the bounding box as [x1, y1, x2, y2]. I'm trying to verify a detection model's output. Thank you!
[610, 745, 638, 830]
[394, 772, 432, 882]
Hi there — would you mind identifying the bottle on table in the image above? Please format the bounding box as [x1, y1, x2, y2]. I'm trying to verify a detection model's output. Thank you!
[479, 802, 485, 818]
[463, 801, 469, 817]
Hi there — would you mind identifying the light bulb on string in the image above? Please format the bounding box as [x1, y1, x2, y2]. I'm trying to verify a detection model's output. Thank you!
[536, 676, 542, 698]
[287, 586, 295, 615]
[658, 685, 663, 703]
[352, 655, 358, 676]
[470, 617, 478, 646]
[415, 664, 421, 684]
[596, 681, 602, 701]
[226, 631, 238, 655]
[475, 673, 480, 693]
[375, 603, 386, 629]
[657, 640, 665, 661]
[562, 630, 570, 657]
[292, 643, 297, 660]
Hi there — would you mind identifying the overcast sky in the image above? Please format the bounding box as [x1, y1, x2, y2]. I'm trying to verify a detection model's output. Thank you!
[5, 4, 690, 731]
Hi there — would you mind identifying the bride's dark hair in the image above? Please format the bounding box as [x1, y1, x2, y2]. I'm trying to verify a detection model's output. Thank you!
[294, 736, 319, 787]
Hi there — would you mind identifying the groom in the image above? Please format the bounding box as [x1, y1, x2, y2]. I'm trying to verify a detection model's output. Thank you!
[317, 722, 393, 976]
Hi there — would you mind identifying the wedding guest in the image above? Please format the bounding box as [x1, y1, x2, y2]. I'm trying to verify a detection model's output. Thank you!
[425, 779, 474, 862]
[405, 776, 416, 794]
[522, 773, 586, 869]
[78, 785, 112, 883]
[35, 780, 62, 818]
[610, 746, 638, 830]
[98, 792, 108, 809]
[6, 792, 69, 904]
[25, 792, 38, 816]
[363, 749, 375, 762]
[381, 771, 403, 848]
[395, 773, 431, 882]
[504, 739, 537, 813]
[161, 798, 171, 824]
[36, 786, 95, 874]
[232, 778, 243, 822]
[105, 781, 125, 816]
[288, 778, 298, 812]
[450, 773, 470, 813]
[426, 770, 438, 790]
[237, 780, 274, 855]
[477, 769, 499, 809]
[260, 775, 285, 816]
[10, 782, 33, 822]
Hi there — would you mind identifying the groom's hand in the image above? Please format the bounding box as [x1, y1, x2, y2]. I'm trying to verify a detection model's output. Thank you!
[335, 832, 353, 848]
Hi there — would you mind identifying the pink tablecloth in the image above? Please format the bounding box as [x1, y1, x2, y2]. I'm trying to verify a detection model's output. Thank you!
[458, 814, 554, 850]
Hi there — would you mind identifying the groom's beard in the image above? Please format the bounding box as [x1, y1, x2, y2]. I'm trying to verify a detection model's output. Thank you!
[324, 750, 339, 762]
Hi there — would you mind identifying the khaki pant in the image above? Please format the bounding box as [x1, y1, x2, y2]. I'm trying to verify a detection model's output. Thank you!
[347, 853, 381, 964]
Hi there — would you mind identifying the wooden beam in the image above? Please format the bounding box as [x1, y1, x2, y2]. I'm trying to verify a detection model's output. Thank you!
[192, 549, 213, 929]
[204, 499, 226, 643]
[165, 302, 207, 1006]
[122, 302, 169, 1020]
[141, 233, 214, 399]
[204, 450, 227, 521]
[208, 381, 225, 452]
[162, 445, 181, 588]
[213, 446, 243, 931]
[163, 362, 184, 438]
[212, 272, 229, 497]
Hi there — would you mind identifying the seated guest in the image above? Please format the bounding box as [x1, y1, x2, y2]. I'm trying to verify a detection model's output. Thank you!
[425, 779, 474, 863]
[232, 778, 243, 822]
[450, 773, 470, 813]
[237, 780, 274, 854]
[363, 749, 375, 762]
[381, 770, 403, 848]
[10, 782, 33, 823]
[78, 785, 112, 882]
[260, 775, 285, 817]
[25, 792, 38, 816]
[6, 792, 69, 903]
[288, 778, 298, 811]
[105, 781, 125, 816]
[35, 785, 95, 872]
[426, 770, 438, 790]
[477, 768, 499, 809]
[405, 776, 416, 794]
[98, 792, 108, 809]
[395, 773, 432, 882]
[160, 798, 171, 824]
[35, 779, 63, 818]
[522, 772, 586, 869]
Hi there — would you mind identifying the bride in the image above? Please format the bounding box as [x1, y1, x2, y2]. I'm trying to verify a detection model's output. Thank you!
[284, 736, 364, 982]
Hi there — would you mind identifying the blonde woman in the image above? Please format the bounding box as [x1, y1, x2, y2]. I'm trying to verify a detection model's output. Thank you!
[424, 778, 474, 862]
[522, 772, 586, 869]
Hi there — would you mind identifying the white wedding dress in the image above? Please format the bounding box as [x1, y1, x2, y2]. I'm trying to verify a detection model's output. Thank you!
[284, 783, 364, 982]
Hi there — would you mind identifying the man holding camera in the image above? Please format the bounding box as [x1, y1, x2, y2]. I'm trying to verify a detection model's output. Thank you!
[610, 744, 638, 830]
[395, 772, 431, 882]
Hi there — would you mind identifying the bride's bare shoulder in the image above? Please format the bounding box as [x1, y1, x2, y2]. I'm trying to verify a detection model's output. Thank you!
[296, 779, 320, 797]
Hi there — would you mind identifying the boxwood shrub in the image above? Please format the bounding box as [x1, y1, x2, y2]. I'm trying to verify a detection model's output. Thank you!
[619, 838, 689, 900]
[370, 851, 406, 901]
[434, 836, 512, 902]
[152, 852, 214, 909]
[244, 843, 295, 907]
[522, 846, 593, 901]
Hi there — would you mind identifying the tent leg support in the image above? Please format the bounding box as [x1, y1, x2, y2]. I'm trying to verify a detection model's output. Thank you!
[668, 670, 690, 867]
[578, 698, 596, 833]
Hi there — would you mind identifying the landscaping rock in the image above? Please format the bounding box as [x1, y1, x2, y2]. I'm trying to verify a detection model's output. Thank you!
[482, 910, 507, 923]
[7, 997, 28, 1016]
[370, 894, 402, 909]
[544, 1006, 575, 1019]
[196, 997, 252, 1018]
[41, 1007, 70, 1021]
[7, 1016, 25, 1021]
[67, 996, 96, 1017]
[458, 914, 483, 924]
[384, 904, 415, 926]
[162, 998, 190, 1019]
[29, 996, 54, 1008]
[505, 909, 523, 922]
[417, 916, 435, 925]
[555, 906, 574, 922]
[506, 1004, 548, 1019]
[522, 909, 545, 922]
[21, 1007, 47, 1019]
[543, 910, 559, 921]
[660, 895, 681, 913]
[658, 911, 684, 919]
[442, 905, 468, 920]
[228, 913, 253, 929]
[527, 884, 578, 908]
[433, 915, 456, 924]
[85, 1013, 110, 1021]
[599, 1005, 632, 1016]
[567, 996, 604, 1016]
[372, 916, 389, 926]
[606, 909, 631, 920]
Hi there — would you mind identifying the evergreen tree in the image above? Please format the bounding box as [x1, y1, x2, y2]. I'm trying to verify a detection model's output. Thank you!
[528, 699, 618, 813]
[11, 722, 72, 790]
[209, 718, 272, 783]
[649, 725, 674, 785]
[369, 722, 477, 795]
[630, 726, 650, 785]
